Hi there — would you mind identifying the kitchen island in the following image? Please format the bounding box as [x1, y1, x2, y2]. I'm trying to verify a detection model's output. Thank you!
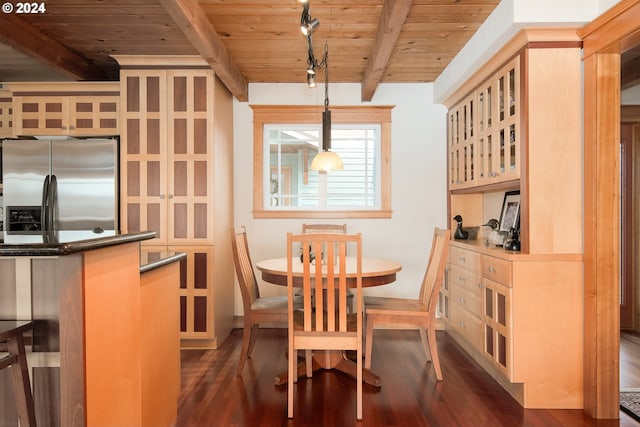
[0, 231, 184, 427]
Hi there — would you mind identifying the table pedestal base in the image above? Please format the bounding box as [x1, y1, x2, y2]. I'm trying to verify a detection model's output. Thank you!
[274, 350, 381, 388]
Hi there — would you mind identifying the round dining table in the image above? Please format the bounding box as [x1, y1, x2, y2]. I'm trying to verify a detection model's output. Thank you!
[255, 257, 402, 288]
[255, 256, 402, 387]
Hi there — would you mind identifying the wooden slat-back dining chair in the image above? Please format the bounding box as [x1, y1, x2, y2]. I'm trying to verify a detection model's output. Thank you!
[231, 226, 302, 376]
[301, 223, 347, 234]
[287, 232, 364, 420]
[301, 223, 354, 312]
[364, 227, 450, 381]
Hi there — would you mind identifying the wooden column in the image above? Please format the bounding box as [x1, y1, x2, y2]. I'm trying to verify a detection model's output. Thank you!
[582, 51, 621, 419]
[579, 0, 640, 418]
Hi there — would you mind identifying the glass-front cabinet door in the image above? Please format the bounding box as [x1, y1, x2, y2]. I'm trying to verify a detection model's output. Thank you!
[448, 93, 477, 190]
[480, 55, 520, 184]
[450, 54, 521, 189]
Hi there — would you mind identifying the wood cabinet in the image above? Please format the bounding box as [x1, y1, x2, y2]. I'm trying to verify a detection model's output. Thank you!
[447, 30, 583, 256]
[444, 29, 584, 409]
[448, 93, 476, 189]
[140, 257, 181, 427]
[447, 242, 583, 409]
[448, 56, 520, 190]
[446, 245, 483, 353]
[9, 82, 119, 136]
[0, 90, 12, 137]
[119, 69, 213, 246]
[0, 238, 181, 427]
[118, 56, 234, 348]
[481, 255, 512, 378]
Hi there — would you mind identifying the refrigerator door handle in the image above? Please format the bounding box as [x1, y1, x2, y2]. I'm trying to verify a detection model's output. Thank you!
[41, 175, 50, 231]
[48, 174, 58, 231]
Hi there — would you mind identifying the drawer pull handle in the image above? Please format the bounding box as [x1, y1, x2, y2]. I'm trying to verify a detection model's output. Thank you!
[488, 266, 495, 273]
[459, 256, 466, 263]
[459, 276, 466, 282]
[459, 297, 465, 303]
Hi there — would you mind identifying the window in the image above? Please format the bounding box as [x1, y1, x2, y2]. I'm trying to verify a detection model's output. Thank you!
[252, 105, 393, 218]
[267, 124, 379, 208]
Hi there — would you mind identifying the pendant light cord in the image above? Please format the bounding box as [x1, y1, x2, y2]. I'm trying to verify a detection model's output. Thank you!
[324, 43, 329, 109]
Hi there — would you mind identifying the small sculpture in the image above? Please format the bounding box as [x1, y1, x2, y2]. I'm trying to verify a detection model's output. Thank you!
[300, 244, 316, 263]
[300, 244, 323, 264]
[453, 215, 469, 240]
[503, 227, 521, 251]
[482, 218, 506, 246]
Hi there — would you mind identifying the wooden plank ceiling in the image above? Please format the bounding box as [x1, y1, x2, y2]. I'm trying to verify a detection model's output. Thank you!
[0, 0, 502, 101]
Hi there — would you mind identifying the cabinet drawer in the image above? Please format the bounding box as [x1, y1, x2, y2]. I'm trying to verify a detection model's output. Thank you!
[451, 305, 483, 352]
[449, 264, 482, 297]
[449, 246, 481, 271]
[452, 286, 482, 317]
[481, 255, 512, 286]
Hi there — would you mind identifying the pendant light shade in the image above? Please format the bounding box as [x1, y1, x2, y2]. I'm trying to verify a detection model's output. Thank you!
[310, 150, 344, 171]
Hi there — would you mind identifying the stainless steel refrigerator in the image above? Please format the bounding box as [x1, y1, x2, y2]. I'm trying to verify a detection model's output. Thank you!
[2, 138, 119, 234]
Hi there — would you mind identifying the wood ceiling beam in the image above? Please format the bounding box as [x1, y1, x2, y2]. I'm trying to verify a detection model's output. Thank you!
[158, 0, 249, 102]
[0, 15, 104, 81]
[361, 0, 414, 101]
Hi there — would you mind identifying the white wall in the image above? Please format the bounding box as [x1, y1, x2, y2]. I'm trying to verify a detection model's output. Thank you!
[232, 82, 447, 315]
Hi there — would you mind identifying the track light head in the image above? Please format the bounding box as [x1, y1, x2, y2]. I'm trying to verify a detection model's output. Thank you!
[300, 3, 319, 36]
[307, 73, 316, 88]
[301, 17, 319, 36]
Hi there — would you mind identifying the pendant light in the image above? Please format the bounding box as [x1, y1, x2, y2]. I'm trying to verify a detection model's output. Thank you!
[300, 2, 343, 171]
[310, 44, 343, 171]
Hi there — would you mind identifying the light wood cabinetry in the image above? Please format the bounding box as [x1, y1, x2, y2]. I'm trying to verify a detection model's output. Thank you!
[481, 255, 512, 378]
[118, 56, 234, 348]
[0, 89, 12, 137]
[447, 242, 583, 409]
[448, 30, 583, 255]
[8, 82, 119, 136]
[140, 259, 181, 427]
[446, 245, 483, 353]
[448, 56, 520, 190]
[444, 30, 584, 409]
[0, 237, 181, 427]
[119, 69, 213, 246]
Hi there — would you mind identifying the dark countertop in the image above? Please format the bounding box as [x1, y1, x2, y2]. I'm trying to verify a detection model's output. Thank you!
[0, 230, 156, 256]
[140, 251, 187, 274]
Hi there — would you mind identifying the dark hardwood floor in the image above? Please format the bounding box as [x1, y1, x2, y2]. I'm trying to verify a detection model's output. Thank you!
[176, 328, 638, 426]
[621, 331, 640, 391]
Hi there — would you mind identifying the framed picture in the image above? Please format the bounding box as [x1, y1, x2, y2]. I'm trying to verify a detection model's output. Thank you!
[499, 190, 520, 232]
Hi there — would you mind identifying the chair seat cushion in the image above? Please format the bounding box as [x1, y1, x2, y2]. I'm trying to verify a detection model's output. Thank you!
[252, 295, 303, 310]
[364, 296, 427, 314]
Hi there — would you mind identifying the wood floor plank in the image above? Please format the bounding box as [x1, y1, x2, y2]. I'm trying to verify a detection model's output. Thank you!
[176, 329, 638, 426]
